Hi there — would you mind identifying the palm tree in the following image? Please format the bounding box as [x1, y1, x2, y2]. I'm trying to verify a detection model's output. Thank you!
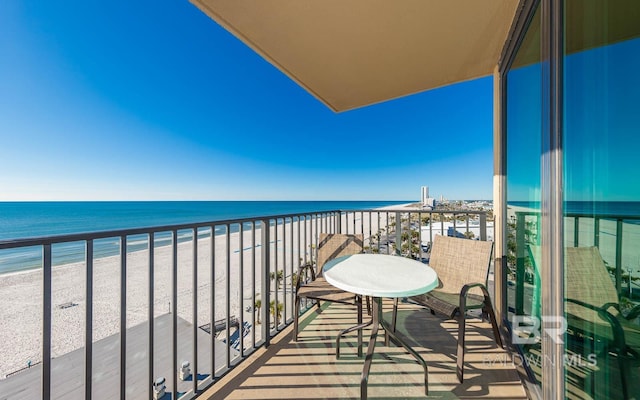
[270, 270, 284, 290]
[254, 299, 262, 324]
[269, 300, 284, 327]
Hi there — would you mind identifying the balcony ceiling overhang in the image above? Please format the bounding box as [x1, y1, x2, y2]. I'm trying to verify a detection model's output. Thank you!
[190, 0, 519, 112]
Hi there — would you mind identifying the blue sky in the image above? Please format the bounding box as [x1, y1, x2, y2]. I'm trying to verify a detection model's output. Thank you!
[0, 0, 494, 201]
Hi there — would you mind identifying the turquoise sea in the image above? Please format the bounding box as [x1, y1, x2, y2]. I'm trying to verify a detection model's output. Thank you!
[0, 201, 409, 274]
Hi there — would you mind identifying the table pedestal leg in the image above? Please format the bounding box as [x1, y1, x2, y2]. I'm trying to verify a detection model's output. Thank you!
[359, 297, 429, 399]
[380, 300, 429, 396]
[360, 297, 380, 400]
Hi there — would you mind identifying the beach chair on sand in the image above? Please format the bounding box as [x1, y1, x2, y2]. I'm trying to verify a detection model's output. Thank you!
[391, 235, 502, 383]
[293, 234, 364, 344]
[530, 245, 640, 400]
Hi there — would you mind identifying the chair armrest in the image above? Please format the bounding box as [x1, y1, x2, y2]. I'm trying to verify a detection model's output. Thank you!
[460, 282, 491, 300]
[566, 298, 627, 352]
[295, 263, 316, 292]
[460, 282, 492, 313]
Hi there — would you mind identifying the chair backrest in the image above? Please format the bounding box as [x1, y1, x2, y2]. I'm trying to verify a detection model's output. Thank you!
[565, 246, 619, 316]
[428, 235, 494, 296]
[528, 245, 619, 319]
[316, 233, 364, 276]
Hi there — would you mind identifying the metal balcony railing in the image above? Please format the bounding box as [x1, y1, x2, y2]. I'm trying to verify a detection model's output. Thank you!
[0, 208, 487, 400]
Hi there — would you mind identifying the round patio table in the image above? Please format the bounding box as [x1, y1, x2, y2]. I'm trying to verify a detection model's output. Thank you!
[323, 253, 438, 400]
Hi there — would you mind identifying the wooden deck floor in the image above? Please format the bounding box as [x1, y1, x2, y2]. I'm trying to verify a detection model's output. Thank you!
[202, 301, 529, 399]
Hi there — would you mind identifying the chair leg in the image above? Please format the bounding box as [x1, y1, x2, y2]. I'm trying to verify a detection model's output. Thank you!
[386, 298, 399, 346]
[366, 296, 371, 315]
[293, 295, 301, 342]
[618, 350, 630, 400]
[336, 304, 372, 359]
[357, 295, 363, 357]
[456, 314, 467, 383]
[457, 285, 503, 384]
[484, 303, 503, 348]
[456, 290, 469, 384]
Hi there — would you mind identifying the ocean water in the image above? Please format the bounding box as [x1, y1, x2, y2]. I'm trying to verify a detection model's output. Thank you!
[0, 201, 409, 274]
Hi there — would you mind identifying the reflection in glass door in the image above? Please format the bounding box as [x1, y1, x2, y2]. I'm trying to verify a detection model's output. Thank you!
[563, 3, 640, 397]
[505, 4, 543, 389]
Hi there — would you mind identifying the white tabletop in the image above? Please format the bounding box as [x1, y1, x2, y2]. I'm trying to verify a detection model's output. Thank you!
[323, 253, 438, 298]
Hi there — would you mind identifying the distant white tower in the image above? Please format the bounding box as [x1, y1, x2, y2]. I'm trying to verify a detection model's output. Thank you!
[421, 186, 429, 206]
[421, 186, 436, 209]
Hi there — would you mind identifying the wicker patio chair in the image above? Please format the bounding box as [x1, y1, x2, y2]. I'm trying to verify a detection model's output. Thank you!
[293, 233, 364, 342]
[391, 235, 502, 383]
[530, 245, 640, 400]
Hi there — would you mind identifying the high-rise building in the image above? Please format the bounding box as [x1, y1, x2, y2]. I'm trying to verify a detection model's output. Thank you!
[421, 186, 436, 209]
[421, 186, 429, 205]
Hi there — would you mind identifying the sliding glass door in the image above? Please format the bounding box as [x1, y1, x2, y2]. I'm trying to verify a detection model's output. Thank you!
[505, 2, 543, 390]
[502, 1, 640, 398]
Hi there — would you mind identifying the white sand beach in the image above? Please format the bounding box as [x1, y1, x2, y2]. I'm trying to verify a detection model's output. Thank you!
[0, 212, 390, 378]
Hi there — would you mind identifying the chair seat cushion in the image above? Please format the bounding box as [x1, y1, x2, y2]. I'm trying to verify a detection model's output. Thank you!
[297, 277, 357, 304]
[410, 290, 485, 319]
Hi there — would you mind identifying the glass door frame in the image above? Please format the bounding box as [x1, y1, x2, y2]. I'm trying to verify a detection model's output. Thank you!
[495, 1, 565, 399]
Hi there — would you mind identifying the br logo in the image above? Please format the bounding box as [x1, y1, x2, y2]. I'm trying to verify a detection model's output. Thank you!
[511, 316, 567, 344]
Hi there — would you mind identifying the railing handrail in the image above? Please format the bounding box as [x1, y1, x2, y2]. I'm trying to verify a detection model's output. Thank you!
[513, 209, 640, 221]
[0, 210, 340, 249]
[0, 208, 488, 250]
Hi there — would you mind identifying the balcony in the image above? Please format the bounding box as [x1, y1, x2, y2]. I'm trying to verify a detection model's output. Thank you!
[0, 208, 527, 399]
